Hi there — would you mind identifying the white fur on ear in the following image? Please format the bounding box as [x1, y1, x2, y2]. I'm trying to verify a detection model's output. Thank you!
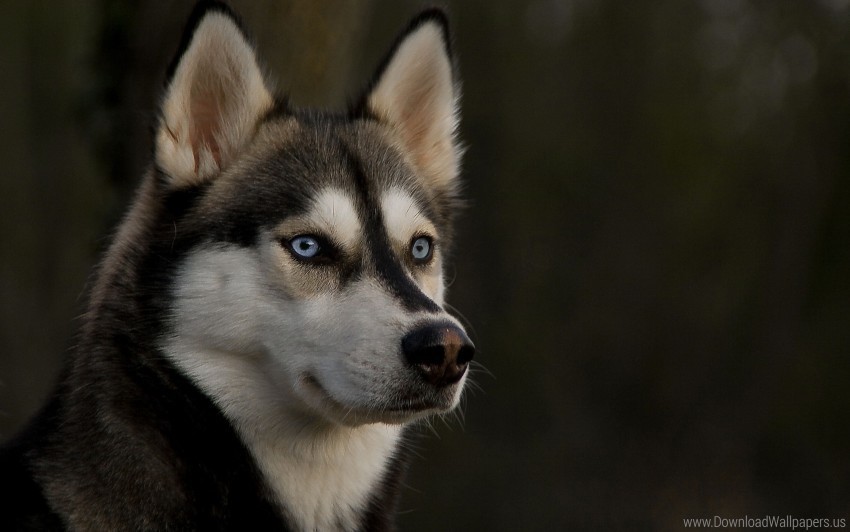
[156, 11, 273, 188]
[367, 18, 460, 191]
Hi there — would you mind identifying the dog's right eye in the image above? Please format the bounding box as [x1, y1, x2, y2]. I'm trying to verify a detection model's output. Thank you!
[288, 235, 322, 259]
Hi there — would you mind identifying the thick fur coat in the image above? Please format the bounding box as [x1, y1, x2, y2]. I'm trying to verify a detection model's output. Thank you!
[0, 3, 472, 530]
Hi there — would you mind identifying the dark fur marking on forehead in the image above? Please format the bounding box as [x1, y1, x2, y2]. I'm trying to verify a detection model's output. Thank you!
[340, 119, 452, 240]
[342, 145, 440, 314]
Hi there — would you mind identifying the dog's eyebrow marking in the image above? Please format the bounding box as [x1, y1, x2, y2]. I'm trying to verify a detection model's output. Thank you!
[308, 188, 361, 250]
[380, 187, 434, 243]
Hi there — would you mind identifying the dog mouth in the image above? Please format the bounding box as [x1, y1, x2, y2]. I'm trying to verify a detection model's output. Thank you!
[299, 373, 446, 423]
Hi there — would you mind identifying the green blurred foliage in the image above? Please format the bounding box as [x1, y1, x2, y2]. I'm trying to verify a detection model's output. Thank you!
[1, 0, 849, 530]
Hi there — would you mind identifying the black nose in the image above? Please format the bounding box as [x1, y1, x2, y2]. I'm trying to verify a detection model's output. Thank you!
[402, 323, 475, 387]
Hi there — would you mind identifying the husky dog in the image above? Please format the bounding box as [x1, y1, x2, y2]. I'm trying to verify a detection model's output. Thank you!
[0, 2, 473, 530]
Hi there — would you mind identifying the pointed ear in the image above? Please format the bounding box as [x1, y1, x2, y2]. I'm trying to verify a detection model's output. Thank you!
[155, 5, 273, 188]
[365, 10, 461, 191]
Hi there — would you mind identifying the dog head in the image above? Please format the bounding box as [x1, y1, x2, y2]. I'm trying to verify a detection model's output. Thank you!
[153, 6, 473, 427]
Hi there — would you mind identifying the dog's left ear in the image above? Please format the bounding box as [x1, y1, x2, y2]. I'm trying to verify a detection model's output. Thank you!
[156, 5, 273, 188]
[364, 10, 461, 191]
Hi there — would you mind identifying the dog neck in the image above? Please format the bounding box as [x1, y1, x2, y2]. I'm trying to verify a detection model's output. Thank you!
[163, 339, 404, 531]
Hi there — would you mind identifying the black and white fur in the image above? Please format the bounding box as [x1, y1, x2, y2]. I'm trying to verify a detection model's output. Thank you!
[0, 3, 472, 530]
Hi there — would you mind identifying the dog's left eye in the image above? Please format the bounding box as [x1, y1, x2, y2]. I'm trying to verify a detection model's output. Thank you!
[289, 235, 321, 259]
[410, 236, 433, 263]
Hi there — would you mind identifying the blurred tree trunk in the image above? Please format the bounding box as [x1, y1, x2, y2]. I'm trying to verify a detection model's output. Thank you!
[0, 0, 102, 439]
[240, 1, 376, 107]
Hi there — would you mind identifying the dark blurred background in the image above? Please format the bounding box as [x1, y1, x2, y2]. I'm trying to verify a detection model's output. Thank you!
[2, 0, 849, 530]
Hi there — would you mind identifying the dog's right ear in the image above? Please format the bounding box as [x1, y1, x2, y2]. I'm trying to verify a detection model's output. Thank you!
[155, 3, 273, 188]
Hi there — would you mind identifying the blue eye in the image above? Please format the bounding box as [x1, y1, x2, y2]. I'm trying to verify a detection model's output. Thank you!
[289, 235, 321, 259]
[411, 236, 433, 262]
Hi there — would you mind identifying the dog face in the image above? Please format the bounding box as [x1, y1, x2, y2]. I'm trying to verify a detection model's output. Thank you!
[157, 8, 472, 427]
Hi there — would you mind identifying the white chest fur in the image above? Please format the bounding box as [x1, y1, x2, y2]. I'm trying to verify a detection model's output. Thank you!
[163, 339, 403, 531]
[250, 420, 402, 531]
